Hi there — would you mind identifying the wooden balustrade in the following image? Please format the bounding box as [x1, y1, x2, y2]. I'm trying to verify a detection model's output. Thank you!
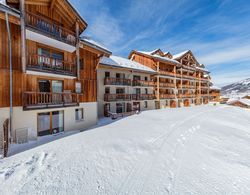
[104, 94, 131, 101]
[23, 92, 79, 109]
[132, 80, 155, 87]
[159, 83, 176, 88]
[104, 93, 155, 101]
[159, 94, 176, 99]
[104, 77, 131, 86]
[26, 11, 76, 45]
[131, 94, 155, 100]
[27, 54, 76, 76]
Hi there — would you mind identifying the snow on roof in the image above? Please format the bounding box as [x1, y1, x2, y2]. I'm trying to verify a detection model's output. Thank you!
[210, 85, 221, 90]
[227, 98, 250, 106]
[100, 56, 156, 73]
[81, 36, 111, 54]
[67, 0, 87, 27]
[0, 1, 20, 15]
[196, 66, 209, 72]
[172, 50, 189, 59]
[136, 51, 181, 65]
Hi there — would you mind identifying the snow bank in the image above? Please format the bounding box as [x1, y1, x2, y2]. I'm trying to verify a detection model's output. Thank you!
[0, 105, 250, 194]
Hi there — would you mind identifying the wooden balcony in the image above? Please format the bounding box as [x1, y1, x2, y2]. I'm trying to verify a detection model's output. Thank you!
[131, 94, 155, 100]
[159, 83, 176, 88]
[104, 77, 131, 86]
[26, 12, 76, 46]
[180, 94, 196, 98]
[23, 92, 79, 110]
[159, 70, 176, 77]
[177, 84, 196, 89]
[132, 80, 155, 87]
[104, 94, 131, 102]
[27, 54, 76, 76]
[159, 94, 176, 99]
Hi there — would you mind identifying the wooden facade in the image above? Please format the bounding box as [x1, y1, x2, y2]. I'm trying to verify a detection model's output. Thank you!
[129, 49, 213, 107]
[0, 0, 107, 109]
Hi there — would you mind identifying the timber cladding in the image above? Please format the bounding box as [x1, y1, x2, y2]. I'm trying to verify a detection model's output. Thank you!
[0, 23, 98, 108]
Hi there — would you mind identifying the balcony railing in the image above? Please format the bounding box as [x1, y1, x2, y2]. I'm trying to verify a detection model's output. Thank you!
[104, 77, 131, 86]
[104, 94, 155, 101]
[26, 11, 76, 46]
[104, 94, 131, 102]
[177, 84, 196, 89]
[159, 83, 176, 88]
[23, 92, 79, 110]
[159, 94, 176, 99]
[27, 54, 76, 76]
[132, 94, 155, 100]
[179, 94, 196, 98]
[132, 80, 155, 87]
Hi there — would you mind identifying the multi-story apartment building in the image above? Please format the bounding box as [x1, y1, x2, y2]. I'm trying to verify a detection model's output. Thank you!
[210, 86, 221, 102]
[128, 49, 211, 108]
[97, 56, 156, 117]
[0, 0, 111, 141]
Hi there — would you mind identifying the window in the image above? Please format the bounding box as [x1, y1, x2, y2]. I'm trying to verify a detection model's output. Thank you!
[116, 103, 125, 113]
[144, 101, 148, 108]
[105, 71, 110, 78]
[116, 73, 125, 79]
[145, 88, 148, 94]
[145, 77, 148, 81]
[105, 87, 110, 94]
[75, 82, 82, 93]
[75, 108, 84, 121]
[133, 75, 140, 80]
[80, 58, 84, 70]
[116, 88, 125, 94]
[38, 48, 63, 68]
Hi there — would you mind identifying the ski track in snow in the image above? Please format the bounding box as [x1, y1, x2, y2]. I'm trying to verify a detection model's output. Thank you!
[117, 107, 222, 194]
[0, 105, 250, 194]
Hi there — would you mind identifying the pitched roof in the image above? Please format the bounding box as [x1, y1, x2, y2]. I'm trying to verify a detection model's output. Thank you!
[99, 56, 156, 73]
[80, 36, 112, 55]
[172, 50, 190, 59]
[227, 98, 250, 106]
[135, 50, 181, 65]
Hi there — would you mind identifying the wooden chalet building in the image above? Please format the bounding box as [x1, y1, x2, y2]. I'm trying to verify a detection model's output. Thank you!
[97, 56, 156, 117]
[0, 0, 111, 141]
[128, 49, 212, 108]
[209, 85, 221, 102]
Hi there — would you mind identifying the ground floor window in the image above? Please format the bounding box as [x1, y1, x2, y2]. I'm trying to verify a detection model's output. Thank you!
[75, 108, 84, 121]
[165, 100, 168, 106]
[144, 101, 148, 108]
[37, 110, 64, 136]
[116, 103, 125, 113]
[104, 103, 110, 117]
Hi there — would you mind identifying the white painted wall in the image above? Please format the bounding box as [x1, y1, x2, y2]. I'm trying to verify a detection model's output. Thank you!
[0, 102, 97, 141]
[97, 67, 155, 117]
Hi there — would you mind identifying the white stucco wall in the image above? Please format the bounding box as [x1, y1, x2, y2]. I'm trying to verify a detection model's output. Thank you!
[0, 102, 97, 141]
[97, 67, 155, 117]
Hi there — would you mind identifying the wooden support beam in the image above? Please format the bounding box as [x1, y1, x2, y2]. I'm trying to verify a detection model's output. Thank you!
[156, 62, 160, 101]
[20, 0, 26, 73]
[50, 0, 57, 9]
[76, 21, 80, 80]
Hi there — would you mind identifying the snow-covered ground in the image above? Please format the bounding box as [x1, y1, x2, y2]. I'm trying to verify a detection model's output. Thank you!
[0, 105, 250, 194]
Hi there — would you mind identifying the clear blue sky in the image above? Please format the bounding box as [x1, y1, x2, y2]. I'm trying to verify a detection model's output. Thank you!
[70, 0, 250, 86]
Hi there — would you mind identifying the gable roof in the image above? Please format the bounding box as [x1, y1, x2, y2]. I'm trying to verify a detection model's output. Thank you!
[99, 55, 156, 73]
[172, 50, 190, 59]
[80, 36, 112, 55]
[130, 50, 181, 66]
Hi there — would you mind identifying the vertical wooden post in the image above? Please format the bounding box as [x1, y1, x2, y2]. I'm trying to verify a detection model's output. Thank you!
[76, 21, 80, 80]
[156, 62, 160, 101]
[20, 0, 26, 73]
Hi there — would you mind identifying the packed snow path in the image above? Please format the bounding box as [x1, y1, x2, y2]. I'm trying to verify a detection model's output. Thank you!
[0, 105, 250, 194]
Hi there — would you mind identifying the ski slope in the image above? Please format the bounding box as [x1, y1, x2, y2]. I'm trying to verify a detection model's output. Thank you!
[0, 105, 250, 194]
